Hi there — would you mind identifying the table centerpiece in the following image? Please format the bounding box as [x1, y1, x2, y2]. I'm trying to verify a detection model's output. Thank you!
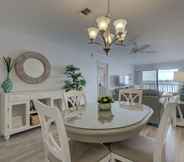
[98, 96, 114, 111]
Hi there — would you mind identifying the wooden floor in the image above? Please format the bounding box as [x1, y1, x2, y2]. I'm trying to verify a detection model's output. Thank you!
[0, 126, 183, 162]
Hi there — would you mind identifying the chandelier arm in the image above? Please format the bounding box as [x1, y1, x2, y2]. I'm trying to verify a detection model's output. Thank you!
[100, 32, 108, 48]
[115, 42, 124, 46]
[110, 35, 120, 46]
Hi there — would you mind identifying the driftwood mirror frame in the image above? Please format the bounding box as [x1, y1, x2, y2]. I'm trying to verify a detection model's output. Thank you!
[15, 52, 51, 84]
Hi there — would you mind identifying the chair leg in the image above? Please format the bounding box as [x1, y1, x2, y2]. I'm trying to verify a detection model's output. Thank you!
[110, 159, 116, 162]
[110, 153, 117, 162]
[43, 147, 50, 162]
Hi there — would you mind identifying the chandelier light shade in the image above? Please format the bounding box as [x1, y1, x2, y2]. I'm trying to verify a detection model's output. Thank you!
[113, 19, 127, 34]
[96, 16, 111, 32]
[88, 27, 99, 40]
[87, 0, 128, 56]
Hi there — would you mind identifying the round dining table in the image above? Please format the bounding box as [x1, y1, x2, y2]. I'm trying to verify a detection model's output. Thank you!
[64, 102, 153, 143]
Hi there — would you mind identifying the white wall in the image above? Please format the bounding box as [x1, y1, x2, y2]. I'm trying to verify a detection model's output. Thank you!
[0, 29, 133, 102]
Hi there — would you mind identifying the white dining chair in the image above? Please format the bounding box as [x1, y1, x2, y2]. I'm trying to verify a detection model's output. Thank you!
[119, 88, 143, 104]
[33, 100, 110, 162]
[63, 90, 87, 111]
[160, 95, 178, 128]
[110, 102, 177, 162]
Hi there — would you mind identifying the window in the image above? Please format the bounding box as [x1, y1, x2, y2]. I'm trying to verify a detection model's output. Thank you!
[142, 71, 156, 81]
[158, 69, 178, 81]
[142, 71, 157, 90]
[124, 75, 130, 85]
[158, 69, 178, 93]
[141, 69, 179, 92]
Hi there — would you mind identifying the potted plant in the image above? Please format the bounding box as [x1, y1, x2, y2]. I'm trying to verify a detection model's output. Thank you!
[1, 56, 14, 93]
[98, 96, 114, 111]
[63, 64, 86, 92]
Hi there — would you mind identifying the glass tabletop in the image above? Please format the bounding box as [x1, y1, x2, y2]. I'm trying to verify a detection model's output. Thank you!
[64, 102, 152, 130]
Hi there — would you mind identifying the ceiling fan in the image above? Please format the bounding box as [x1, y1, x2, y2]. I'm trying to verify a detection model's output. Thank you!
[129, 41, 157, 54]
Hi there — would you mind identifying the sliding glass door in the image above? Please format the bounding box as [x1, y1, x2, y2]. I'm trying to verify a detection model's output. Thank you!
[141, 69, 179, 92]
[142, 70, 158, 90]
[158, 69, 178, 92]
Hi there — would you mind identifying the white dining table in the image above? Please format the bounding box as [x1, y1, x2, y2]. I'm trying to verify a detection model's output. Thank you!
[64, 102, 153, 143]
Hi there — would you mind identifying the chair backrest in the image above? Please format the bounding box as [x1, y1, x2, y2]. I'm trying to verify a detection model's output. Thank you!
[33, 100, 71, 162]
[63, 90, 87, 110]
[154, 102, 177, 162]
[119, 88, 143, 104]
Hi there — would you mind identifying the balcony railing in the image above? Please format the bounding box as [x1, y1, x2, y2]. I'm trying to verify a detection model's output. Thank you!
[142, 81, 180, 93]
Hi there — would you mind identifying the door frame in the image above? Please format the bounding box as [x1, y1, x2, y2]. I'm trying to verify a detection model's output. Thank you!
[97, 61, 109, 97]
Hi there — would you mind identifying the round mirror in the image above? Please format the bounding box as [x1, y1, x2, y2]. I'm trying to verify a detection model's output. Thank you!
[23, 58, 44, 78]
[15, 52, 51, 84]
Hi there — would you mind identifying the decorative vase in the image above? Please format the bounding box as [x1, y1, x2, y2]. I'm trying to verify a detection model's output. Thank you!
[98, 103, 111, 111]
[1, 73, 13, 93]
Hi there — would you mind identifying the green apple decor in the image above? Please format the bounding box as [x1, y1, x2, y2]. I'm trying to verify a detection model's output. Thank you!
[1, 57, 14, 93]
[63, 65, 86, 92]
[98, 96, 114, 111]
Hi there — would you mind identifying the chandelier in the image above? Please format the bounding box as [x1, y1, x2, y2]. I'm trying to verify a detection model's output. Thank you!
[87, 0, 127, 56]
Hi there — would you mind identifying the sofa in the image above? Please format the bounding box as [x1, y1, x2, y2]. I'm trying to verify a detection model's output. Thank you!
[142, 89, 164, 126]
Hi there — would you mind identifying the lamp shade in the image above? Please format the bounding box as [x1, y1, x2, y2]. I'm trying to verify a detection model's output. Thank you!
[96, 16, 110, 32]
[113, 19, 127, 34]
[88, 27, 98, 40]
[174, 71, 184, 81]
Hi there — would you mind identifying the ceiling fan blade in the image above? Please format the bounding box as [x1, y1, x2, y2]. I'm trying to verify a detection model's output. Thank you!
[141, 50, 157, 54]
[137, 44, 151, 51]
[123, 36, 140, 47]
[123, 40, 134, 47]
[128, 49, 134, 54]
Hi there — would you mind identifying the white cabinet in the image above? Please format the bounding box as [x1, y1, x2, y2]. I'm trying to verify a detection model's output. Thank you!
[0, 90, 63, 140]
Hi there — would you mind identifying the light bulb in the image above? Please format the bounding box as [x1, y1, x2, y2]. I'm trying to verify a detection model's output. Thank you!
[96, 16, 110, 32]
[88, 27, 98, 40]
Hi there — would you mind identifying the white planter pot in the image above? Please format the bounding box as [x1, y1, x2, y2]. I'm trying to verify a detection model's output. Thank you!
[98, 103, 111, 111]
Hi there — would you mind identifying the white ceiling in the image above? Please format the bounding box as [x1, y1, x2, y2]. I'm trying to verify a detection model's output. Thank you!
[0, 0, 183, 42]
[0, 0, 181, 39]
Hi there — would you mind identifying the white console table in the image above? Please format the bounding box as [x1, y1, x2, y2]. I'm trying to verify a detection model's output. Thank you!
[0, 90, 63, 140]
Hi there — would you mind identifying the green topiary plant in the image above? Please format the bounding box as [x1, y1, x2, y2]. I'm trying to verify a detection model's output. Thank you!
[63, 65, 86, 92]
[98, 96, 114, 104]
